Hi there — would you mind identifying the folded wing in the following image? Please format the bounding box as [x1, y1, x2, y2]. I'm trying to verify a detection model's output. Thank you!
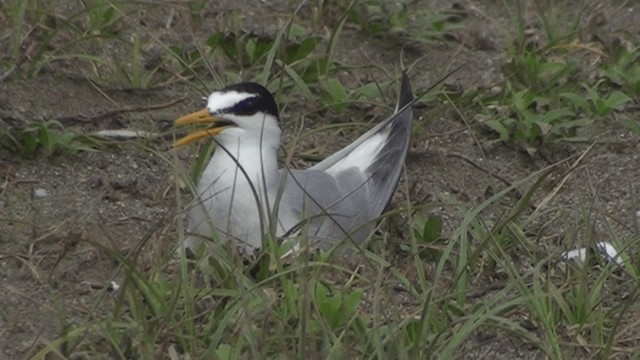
[280, 73, 414, 247]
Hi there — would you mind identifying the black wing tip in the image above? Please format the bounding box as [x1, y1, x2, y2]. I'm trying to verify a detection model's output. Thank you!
[398, 71, 414, 109]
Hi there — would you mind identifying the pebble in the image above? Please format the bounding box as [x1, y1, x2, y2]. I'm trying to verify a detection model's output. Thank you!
[33, 188, 49, 198]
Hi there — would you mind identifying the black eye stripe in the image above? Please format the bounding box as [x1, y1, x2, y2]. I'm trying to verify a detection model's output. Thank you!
[230, 97, 261, 116]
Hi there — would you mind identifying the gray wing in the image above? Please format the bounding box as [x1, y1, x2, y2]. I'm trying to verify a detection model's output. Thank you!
[277, 73, 413, 248]
[311, 72, 414, 220]
[277, 168, 374, 249]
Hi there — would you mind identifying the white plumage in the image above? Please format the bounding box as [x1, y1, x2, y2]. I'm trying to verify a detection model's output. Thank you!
[175, 73, 414, 255]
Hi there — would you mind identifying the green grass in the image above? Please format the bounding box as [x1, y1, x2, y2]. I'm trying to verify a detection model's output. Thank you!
[472, 0, 637, 145]
[3, 0, 640, 359]
[0, 120, 99, 158]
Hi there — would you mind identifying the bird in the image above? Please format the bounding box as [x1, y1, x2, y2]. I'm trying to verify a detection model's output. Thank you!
[174, 72, 413, 256]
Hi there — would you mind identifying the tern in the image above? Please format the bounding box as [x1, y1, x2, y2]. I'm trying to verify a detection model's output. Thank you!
[175, 72, 413, 255]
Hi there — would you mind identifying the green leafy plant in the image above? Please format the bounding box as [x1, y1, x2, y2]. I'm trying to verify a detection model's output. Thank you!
[314, 283, 363, 330]
[2, 0, 29, 73]
[116, 34, 164, 88]
[347, 0, 462, 43]
[502, 51, 578, 94]
[0, 0, 180, 89]
[22, 1, 124, 78]
[81, 0, 124, 35]
[620, 118, 640, 134]
[480, 45, 632, 144]
[480, 1, 620, 145]
[410, 215, 444, 261]
[600, 42, 640, 96]
[502, 0, 584, 55]
[561, 85, 631, 117]
[483, 88, 577, 143]
[481, 83, 633, 145]
[415, 216, 443, 244]
[319, 78, 350, 112]
[0, 120, 97, 158]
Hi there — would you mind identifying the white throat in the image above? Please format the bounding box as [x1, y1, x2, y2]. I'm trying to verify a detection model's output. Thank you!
[191, 113, 282, 253]
[212, 122, 281, 196]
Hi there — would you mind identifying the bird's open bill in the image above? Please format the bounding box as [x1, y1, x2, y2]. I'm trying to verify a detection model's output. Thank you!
[173, 108, 233, 147]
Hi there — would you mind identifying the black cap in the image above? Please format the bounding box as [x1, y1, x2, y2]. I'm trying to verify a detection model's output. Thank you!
[221, 83, 279, 119]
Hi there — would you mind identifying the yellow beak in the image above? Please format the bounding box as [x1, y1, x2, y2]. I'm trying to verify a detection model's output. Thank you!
[173, 109, 233, 147]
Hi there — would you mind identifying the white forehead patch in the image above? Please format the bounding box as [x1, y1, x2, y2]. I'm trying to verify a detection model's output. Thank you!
[207, 91, 255, 113]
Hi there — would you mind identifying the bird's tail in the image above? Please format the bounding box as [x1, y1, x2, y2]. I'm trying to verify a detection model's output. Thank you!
[366, 71, 413, 214]
[311, 72, 414, 217]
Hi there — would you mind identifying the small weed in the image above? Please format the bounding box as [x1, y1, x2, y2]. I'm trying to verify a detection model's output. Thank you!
[116, 34, 163, 88]
[620, 118, 640, 134]
[502, 0, 583, 54]
[347, 0, 461, 43]
[561, 84, 631, 117]
[314, 283, 363, 330]
[479, 79, 632, 145]
[319, 78, 349, 112]
[501, 51, 578, 94]
[214, 32, 278, 69]
[1, 0, 177, 88]
[476, 0, 636, 145]
[0, 120, 97, 158]
[81, 0, 124, 35]
[600, 42, 640, 97]
[2, 0, 29, 71]
[477, 2, 635, 146]
[481, 87, 578, 143]
[410, 215, 444, 261]
[22, 1, 126, 78]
